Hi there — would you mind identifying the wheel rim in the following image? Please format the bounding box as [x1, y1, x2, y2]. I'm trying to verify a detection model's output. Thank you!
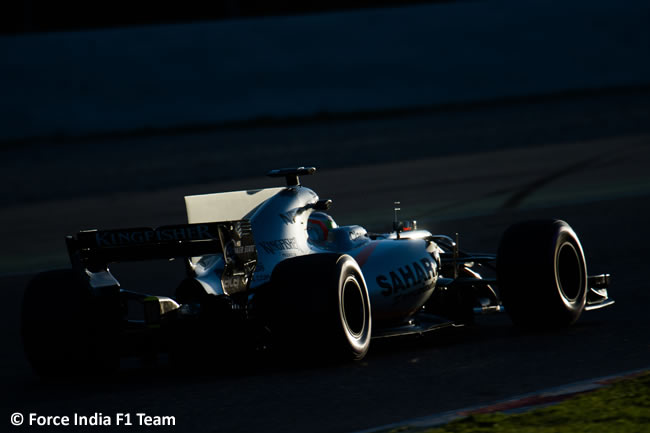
[556, 241, 583, 302]
[342, 276, 366, 338]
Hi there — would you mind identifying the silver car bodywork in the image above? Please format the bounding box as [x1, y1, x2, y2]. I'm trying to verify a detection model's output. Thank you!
[187, 182, 440, 324]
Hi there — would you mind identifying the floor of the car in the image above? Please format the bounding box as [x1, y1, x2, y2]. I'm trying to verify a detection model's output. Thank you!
[372, 312, 457, 339]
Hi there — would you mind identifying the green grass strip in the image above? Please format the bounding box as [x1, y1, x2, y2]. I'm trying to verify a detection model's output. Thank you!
[410, 372, 650, 433]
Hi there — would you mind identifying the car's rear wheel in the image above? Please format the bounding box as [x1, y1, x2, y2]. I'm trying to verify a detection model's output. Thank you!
[21, 269, 119, 378]
[497, 220, 588, 329]
[268, 254, 372, 361]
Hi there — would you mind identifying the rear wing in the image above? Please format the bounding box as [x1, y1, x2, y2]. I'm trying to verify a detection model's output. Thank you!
[66, 220, 256, 271]
[185, 187, 283, 224]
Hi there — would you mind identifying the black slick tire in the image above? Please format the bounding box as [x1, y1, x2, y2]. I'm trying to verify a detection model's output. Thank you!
[268, 254, 372, 361]
[21, 269, 119, 378]
[497, 220, 588, 329]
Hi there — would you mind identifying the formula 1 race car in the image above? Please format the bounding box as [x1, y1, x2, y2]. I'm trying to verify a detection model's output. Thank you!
[21, 167, 614, 376]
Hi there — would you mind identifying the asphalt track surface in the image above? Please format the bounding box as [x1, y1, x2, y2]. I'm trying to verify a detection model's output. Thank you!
[1, 89, 650, 432]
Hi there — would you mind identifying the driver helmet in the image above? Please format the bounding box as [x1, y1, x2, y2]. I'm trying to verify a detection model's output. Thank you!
[307, 212, 338, 242]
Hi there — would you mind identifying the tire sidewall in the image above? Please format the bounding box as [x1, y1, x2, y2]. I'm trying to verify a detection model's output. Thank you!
[551, 225, 587, 320]
[335, 256, 371, 360]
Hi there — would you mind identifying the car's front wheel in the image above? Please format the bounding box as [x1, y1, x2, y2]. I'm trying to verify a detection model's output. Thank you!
[497, 220, 588, 329]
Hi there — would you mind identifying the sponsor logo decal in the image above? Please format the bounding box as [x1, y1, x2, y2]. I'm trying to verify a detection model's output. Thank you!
[95, 225, 214, 247]
[234, 245, 256, 254]
[376, 257, 436, 297]
[259, 237, 298, 254]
